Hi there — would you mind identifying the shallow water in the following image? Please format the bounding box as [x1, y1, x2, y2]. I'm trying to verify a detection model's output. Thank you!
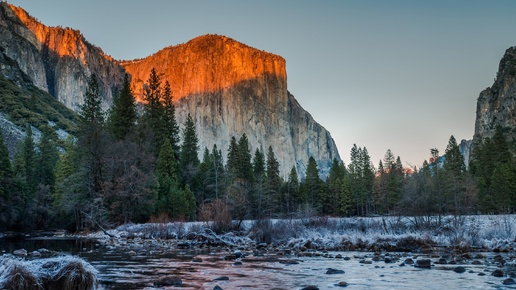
[1, 238, 515, 289]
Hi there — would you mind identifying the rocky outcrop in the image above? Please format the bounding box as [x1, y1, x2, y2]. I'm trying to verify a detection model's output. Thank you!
[124, 35, 340, 176]
[473, 47, 516, 150]
[0, 3, 125, 110]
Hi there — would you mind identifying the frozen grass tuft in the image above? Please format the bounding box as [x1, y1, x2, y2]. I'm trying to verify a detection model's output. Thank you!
[0, 255, 98, 290]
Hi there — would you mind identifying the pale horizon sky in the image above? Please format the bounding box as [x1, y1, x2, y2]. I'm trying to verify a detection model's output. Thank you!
[8, 0, 516, 168]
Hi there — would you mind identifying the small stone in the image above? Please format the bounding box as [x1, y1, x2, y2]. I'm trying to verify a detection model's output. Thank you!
[453, 266, 466, 273]
[13, 249, 27, 256]
[503, 278, 516, 285]
[415, 259, 431, 268]
[233, 261, 243, 266]
[213, 276, 229, 281]
[213, 286, 224, 290]
[154, 276, 182, 286]
[301, 286, 319, 290]
[404, 258, 414, 265]
[384, 257, 393, 263]
[343, 256, 351, 261]
[192, 257, 203, 262]
[471, 260, 482, 265]
[280, 260, 300, 265]
[478, 272, 486, 276]
[335, 254, 342, 259]
[128, 251, 136, 256]
[492, 269, 505, 277]
[336, 281, 348, 287]
[326, 268, 345, 274]
[436, 258, 447, 264]
[233, 250, 243, 258]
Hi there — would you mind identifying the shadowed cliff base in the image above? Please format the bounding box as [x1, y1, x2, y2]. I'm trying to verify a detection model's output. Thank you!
[172, 73, 340, 177]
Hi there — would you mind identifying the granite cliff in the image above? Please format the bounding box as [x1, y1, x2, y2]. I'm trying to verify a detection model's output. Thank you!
[123, 35, 340, 176]
[0, 3, 340, 177]
[473, 47, 516, 151]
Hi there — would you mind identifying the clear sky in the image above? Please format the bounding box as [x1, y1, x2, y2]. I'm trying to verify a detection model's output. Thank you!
[8, 0, 516, 168]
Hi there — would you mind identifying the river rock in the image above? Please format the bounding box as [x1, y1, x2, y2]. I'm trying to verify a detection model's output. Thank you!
[326, 268, 345, 274]
[471, 260, 482, 265]
[213, 276, 229, 281]
[154, 276, 182, 286]
[213, 286, 223, 290]
[435, 258, 447, 264]
[13, 249, 27, 256]
[504, 278, 516, 285]
[404, 258, 414, 265]
[415, 259, 431, 268]
[233, 261, 243, 266]
[478, 272, 486, 276]
[493, 269, 505, 277]
[453, 266, 466, 273]
[336, 281, 348, 287]
[301, 286, 319, 290]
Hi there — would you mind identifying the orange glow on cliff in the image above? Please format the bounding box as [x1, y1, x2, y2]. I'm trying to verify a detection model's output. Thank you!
[121, 35, 287, 103]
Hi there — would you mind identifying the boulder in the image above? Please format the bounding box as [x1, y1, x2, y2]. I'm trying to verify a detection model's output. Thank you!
[326, 268, 345, 274]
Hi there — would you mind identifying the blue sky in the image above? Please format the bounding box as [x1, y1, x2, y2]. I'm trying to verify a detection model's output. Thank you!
[8, 0, 516, 167]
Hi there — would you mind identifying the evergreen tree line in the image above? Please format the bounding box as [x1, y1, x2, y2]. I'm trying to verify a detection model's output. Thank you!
[1, 69, 515, 232]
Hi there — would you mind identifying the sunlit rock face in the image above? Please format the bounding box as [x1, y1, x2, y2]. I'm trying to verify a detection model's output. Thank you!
[123, 35, 340, 177]
[473, 47, 516, 149]
[0, 3, 125, 110]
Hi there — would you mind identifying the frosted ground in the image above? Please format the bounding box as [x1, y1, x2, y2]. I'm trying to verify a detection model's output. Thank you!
[93, 215, 516, 252]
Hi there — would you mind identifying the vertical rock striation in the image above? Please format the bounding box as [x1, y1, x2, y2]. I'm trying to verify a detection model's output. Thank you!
[473, 47, 516, 151]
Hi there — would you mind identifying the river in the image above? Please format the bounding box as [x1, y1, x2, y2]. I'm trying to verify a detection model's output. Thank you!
[1, 237, 515, 289]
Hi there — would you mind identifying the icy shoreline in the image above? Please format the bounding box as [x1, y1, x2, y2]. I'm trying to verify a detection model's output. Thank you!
[88, 215, 516, 254]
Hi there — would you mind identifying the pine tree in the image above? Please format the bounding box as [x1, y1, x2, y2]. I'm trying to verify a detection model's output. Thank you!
[162, 81, 180, 154]
[226, 136, 239, 174]
[286, 166, 300, 214]
[179, 114, 200, 187]
[142, 68, 167, 155]
[36, 126, 59, 190]
[237, 134, 253, 183]
[304, 156, 322, 212]
[266, 146, 281, 215]
[75, 74, 108, 230]
[252, 148, 266, 217]
[444, 135, 466, 214]
[108, 73, 136, 140]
